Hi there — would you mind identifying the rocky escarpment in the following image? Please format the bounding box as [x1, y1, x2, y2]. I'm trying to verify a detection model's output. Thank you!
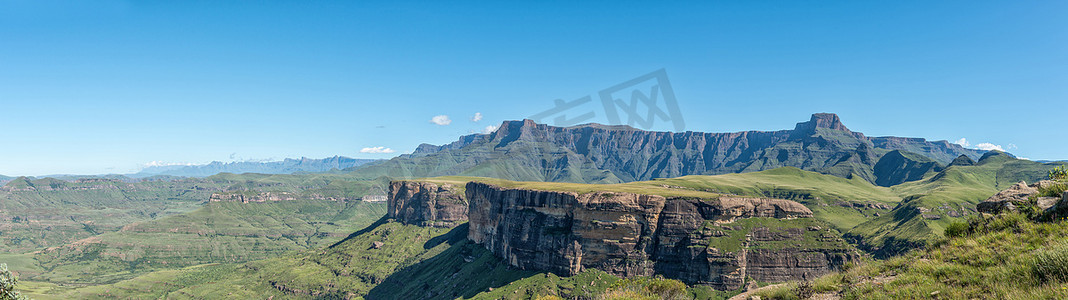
[387, 181, 467, 228]
[464, 182, 857, 290]
[358, 114, 985, 185]
[209, 191, 298, 203]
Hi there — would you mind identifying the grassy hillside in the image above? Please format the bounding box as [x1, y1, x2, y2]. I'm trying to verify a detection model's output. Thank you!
[755, 213, 1068, 299]
[43, 220, 502, 299]
[0, 172, 392, 296]
[24, 200, 385, 285]
[0, 178, 221, 253]
[847, 152, 1065, 257]
[0, 172, 387, 254]
[45, 220, 741, 300]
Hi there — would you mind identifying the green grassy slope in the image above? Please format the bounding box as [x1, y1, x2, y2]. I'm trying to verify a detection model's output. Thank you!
[0, 172, 391, 294]
[49, 220, 739, 300]
[872, 150, 944, 187]
[26, 200, 386, 285]
[846, 151, 1065, 257]
[0, 172, 386, 254]
[0, 178, 220, 253]
[47, 220, 488, 299]
[756, 213, 1068, 300]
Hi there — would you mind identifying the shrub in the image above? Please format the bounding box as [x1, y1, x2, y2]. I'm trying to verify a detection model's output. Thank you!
[1037, 183, 1068, 198]
[1029, 241, 1068, 283]
[1050, 166, 1068, 181]
[792, 280, 814, 299]
[944, 221, 969, 238]
[0, 263, 28, 300]
[977, 213, 1029, 234]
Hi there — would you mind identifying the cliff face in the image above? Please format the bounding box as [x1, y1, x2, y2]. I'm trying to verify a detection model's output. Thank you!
[357, 114, 984, 185]
[387, 181, 467, 228]
[209, 191, 298, 203]
[464, 182, 856, 290]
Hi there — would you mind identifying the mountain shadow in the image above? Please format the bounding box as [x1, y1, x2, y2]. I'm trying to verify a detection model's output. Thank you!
[365, 223, 539, 300]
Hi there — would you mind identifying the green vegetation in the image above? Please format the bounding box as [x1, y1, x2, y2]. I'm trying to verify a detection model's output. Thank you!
[1, 264, 28, 300]
[0, 173, 388, 254]
[25, 200, 385, 285]
[1038, 182, 1068, 198]
[1050, 165, 1068, 181]
[41, 221, 521, 299]
[40, 219, 742, 300]
[0, 172, 391, 296]
[847, 151, 1064, 257]
[593, 277, 688, 300]
[6, 155, 1064, 298]
[757, 213, 1068, 299]
[700, 217, 853, 253]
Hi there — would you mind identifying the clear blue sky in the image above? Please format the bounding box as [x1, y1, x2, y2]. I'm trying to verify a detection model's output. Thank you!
[1, 1, 1065, 176]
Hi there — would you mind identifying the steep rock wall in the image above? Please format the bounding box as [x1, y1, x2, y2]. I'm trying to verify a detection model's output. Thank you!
[465, 181, 856, 290]
[387, 181, 467, 228]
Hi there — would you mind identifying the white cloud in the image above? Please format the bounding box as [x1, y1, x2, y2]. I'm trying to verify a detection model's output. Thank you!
[953, 138, 970, 147]
[144, 161, 196, 167]
[1008, 144, 1018, 150]
[472, 112, 483, 122]
[975, 143, 1005, 152]
[360, 146, 396, 154]
[482, 125, 498, 134]
[430, 115, 452, 126]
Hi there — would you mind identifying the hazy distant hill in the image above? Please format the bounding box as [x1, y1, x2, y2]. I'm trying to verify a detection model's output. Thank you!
[353, 113, 985, 186]
[135, 156, 380, 178]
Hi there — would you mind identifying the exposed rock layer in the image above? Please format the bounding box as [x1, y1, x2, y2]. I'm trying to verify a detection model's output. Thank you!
[387, 181, 467, 228]
[463, 181, 854, 290]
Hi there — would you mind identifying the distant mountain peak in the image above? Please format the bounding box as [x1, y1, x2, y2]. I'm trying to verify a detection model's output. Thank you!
[795, 113, 852, 133]
[949, 155, 977, 166]
[978, 150, 1016, 164]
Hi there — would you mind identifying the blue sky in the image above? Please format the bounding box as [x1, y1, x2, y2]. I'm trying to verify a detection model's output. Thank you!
[1, 1, 1065, 176]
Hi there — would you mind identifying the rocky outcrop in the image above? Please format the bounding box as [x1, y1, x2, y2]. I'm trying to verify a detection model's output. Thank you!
[387, 181, 467, 228]
[977, 181, 1040, 214]
[465, 182, 855, 290]
[209, 191, 298, 203]
[977, 180, 1063, 214]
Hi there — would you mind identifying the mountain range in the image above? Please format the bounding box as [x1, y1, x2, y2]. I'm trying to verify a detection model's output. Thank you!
[352, 113, 985, 187]
[133, 156, 380, 178]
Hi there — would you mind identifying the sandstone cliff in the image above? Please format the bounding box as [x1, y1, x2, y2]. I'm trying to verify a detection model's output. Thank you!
[387, 181, 467, 228]
[463, 182, 856, 290]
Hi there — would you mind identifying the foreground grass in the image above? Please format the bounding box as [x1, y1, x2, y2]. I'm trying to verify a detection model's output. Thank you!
[757, 213, 1068, 299]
